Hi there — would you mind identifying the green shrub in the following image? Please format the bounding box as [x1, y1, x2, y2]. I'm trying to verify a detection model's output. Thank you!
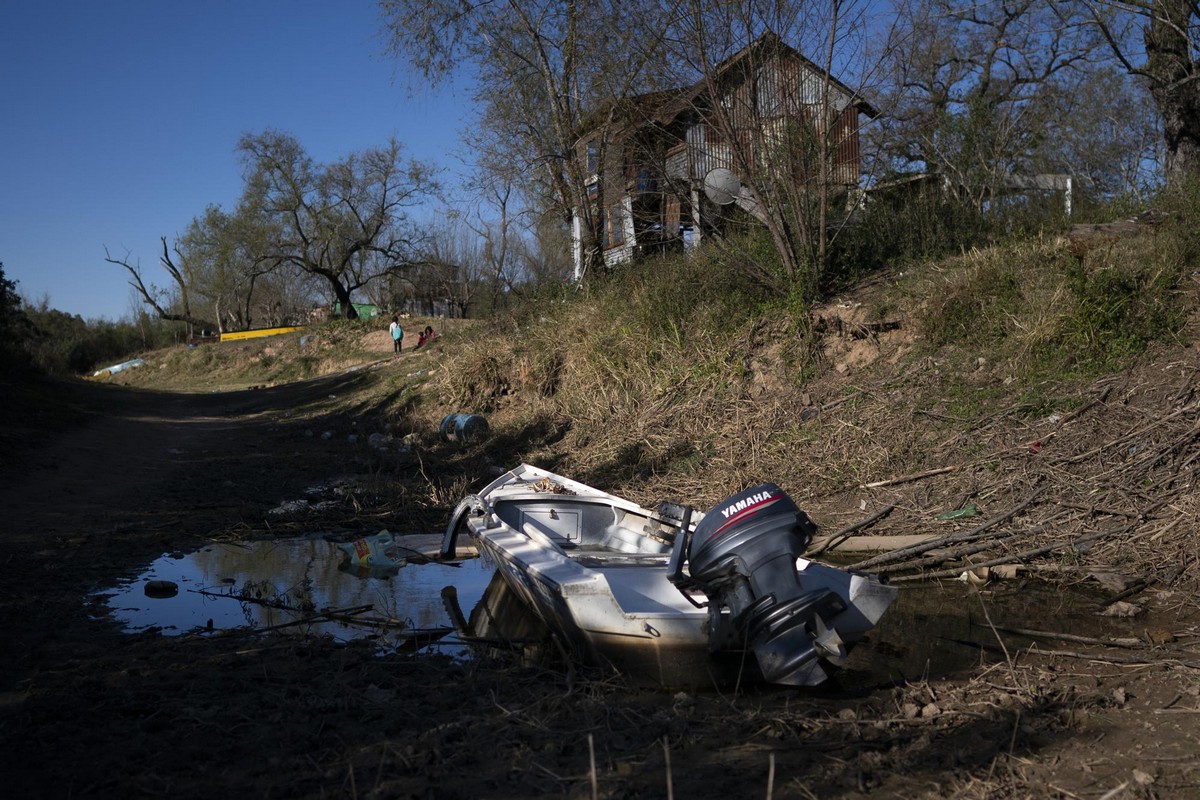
[920, 255, 1025, 347]
[1052, 247, 1187, 370]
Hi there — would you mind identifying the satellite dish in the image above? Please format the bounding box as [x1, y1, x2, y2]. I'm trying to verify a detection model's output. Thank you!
[703, 168, 741, 206]
[702, 168, 773, 226]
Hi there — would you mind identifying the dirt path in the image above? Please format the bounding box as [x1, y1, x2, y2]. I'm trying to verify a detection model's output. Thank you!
[1, 375, 1199, 798]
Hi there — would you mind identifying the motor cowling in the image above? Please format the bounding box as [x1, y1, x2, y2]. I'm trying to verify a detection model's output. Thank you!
[687, 483, 846, 685]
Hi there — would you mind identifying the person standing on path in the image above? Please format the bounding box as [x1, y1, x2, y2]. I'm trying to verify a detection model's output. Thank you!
[389, 316, 403, 354]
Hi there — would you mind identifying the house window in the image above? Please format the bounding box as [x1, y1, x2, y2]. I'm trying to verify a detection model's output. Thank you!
[603, 204, 624, 249]
[586, 139, 598, 174]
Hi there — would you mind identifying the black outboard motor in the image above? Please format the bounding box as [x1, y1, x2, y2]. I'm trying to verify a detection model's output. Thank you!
[682, 483, 848, 685]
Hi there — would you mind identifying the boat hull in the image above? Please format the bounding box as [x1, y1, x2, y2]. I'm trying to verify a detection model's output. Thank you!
[445, 465, 896, 686]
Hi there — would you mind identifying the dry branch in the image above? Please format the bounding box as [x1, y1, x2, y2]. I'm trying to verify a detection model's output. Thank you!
[1029, 647, 1200, 670]
[850, 489, 1045, 571]
[809, 504, 896, 555]
[987, 625, 1146, 650]
[875, 517, 1066, 575]
[889, 509, 1159, 582]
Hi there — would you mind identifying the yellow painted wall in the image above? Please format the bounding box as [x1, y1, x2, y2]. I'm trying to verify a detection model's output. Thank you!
[219, 326, 305, 342]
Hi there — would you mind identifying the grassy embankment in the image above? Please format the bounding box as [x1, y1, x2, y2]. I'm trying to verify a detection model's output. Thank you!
[80, 190, 1199, 583]
[423, 210, 1197, 513]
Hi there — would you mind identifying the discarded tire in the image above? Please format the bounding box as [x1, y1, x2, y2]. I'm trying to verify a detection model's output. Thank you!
[439, 413, 489, 444]
[144, 580, 179, 598]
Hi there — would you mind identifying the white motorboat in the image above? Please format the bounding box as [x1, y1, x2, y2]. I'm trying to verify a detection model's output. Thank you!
[441, 464, 897, 686]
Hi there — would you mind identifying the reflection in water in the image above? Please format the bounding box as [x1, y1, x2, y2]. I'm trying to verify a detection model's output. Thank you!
[101, 535, 495, 651]
[835, 578, 1117, 690]
[101, 539, 1125, 688]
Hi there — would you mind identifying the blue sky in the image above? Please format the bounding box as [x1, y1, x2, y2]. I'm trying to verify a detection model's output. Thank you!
[0, 0, 473, 321]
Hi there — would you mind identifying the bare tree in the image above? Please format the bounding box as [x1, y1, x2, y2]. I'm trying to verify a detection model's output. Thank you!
[380, 0, 677, 282]
[870, 0, 1106, 205]
[455, 164, 529, 306]
[175, 204, 285, 332]
[1037, 65, 1163, 199]
[104, 237, 208, 333]
[238, 130, 439, 318]
[428, 221, 487, 317]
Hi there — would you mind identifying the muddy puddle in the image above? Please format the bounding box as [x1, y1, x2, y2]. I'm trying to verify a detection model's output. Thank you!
[99, 534, 496, 653]
[100, 537, 1134, 688]
[834, 578, 1122, 690]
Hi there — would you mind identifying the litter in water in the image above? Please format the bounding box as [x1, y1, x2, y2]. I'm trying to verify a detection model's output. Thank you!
[337, 531, 407, 570]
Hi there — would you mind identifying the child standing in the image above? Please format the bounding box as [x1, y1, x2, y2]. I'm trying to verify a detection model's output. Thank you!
[389, 316, 403, 353]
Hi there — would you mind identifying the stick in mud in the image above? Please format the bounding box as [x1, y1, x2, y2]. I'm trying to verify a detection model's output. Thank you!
[809, 504, 896, 556]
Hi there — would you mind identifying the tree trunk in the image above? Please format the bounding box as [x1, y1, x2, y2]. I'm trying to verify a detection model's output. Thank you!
[327, 279, 356, 319]
[1146, 1, 1200, 183]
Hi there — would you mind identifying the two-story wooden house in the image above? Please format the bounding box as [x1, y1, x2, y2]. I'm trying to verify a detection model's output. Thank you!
[571, 32, 876, 281]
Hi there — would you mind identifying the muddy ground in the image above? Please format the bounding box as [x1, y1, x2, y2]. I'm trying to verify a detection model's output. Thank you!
[1, 363, 1198, 799]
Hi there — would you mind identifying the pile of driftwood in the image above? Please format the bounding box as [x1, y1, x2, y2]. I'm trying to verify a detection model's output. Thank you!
[812, 378, 1199, 599]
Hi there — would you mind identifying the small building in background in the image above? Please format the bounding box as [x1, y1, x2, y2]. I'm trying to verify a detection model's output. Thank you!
[331, 302, 381, 320]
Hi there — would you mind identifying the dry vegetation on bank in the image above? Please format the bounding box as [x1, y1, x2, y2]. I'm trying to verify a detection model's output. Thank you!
[411, 216, 1199, 596]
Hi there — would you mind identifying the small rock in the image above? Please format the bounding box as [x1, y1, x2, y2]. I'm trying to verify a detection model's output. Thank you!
[1133, 769, 1155, 786]
[1089, 572, 1139, 592]
[837, 708, 857, 721]
[1100, 601, 1143, 618]
[1112, 686, 1128, 705]
[144, 580, 179, 598]
[268, 499, 311, 515]
[920, 703, 941, 719]
[902, 703, 921, 719]
[1146, 629, 1176, 645]
[368, 433, 392, 450]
